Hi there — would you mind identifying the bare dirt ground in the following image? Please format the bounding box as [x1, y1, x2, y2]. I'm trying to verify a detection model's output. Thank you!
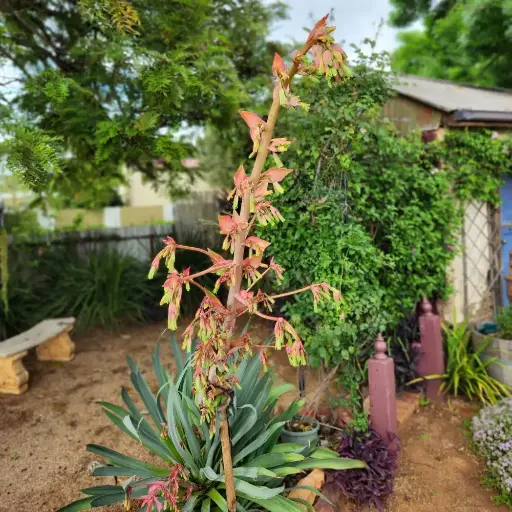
[0, 322, 506, 511]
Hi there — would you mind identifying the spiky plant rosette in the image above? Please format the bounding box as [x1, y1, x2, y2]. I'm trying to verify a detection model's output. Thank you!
[326, 428, 399, 511]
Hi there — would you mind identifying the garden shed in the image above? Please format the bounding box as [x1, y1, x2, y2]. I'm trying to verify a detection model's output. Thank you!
[383, 75, 512, 323]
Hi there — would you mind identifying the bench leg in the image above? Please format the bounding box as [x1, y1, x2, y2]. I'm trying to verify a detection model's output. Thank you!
[0, 352, 29, 394]
[36, 332, 75, 362]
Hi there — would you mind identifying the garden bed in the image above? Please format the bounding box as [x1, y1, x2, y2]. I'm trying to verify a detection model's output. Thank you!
[0, 323, 507, 511]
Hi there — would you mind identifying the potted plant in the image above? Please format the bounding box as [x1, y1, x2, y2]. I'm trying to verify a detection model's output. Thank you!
[282, 416, 320, 447]
[473, 306, 512, 387]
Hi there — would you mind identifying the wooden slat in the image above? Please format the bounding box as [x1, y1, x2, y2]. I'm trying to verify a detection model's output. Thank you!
[0, 318, 75, 357]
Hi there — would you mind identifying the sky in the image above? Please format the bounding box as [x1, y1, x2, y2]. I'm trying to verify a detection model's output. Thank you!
[267, 0, 405, 55]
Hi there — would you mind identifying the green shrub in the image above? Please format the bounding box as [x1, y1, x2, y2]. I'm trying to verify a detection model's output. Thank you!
[59, 338, 365, 511]
[263, 48, 461, 373]
[440, 319, 510, 405]
[1, 230, 217, 339]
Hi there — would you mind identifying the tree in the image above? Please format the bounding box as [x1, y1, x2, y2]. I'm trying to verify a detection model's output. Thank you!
[390, 0, 512, 89]
[0, 0, 287, 208]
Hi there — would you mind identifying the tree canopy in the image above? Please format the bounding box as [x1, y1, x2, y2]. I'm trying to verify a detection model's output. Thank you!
[0, 0, 287, 207]
[390, 0, 512, 89]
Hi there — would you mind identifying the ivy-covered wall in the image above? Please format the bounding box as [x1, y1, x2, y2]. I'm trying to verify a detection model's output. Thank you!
[262, 51, 512, 370]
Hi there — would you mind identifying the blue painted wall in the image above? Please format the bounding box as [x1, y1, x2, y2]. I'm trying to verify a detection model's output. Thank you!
[501, 176, 512, 306]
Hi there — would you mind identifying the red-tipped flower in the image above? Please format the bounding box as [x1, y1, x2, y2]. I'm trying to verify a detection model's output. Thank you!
[239, 110, 266, 157]
[245, 236, 271, 256]
[261, 167, 293, 194]
[272, 53, 286, 78]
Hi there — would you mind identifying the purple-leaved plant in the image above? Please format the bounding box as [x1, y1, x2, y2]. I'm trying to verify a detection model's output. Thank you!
[326, 428, 400, 511]
[471, 397, 512, 497]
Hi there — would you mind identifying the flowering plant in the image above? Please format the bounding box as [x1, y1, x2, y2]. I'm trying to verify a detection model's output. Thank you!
[145, 14, 350, 511]
[471, 397, 512, 506]
[57, 15, 353, 512]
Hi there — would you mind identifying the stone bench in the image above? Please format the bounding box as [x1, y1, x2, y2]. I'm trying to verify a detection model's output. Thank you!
[0, 317, 76, 394]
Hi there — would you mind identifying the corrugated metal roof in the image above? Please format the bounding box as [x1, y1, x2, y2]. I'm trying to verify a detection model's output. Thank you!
[393, 75, 512, 114]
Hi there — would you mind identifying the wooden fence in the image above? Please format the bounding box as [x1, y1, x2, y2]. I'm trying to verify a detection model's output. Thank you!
[8, 192, 220, 261]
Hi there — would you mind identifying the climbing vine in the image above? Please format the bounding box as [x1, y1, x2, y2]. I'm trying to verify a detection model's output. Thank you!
[261, 48, 511, 425]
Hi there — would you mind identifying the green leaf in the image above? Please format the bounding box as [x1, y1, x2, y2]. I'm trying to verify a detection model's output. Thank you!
[92, 466, 157, 479]
[86, 445, 167, 474]
[207, 488, 228, 512]
[81, 485, 122, 496]
[239, 494, 306, 512]
[309, 447, 339, 459]
[55, 497, 94, 512]
[272, 467, 304, 476]
[233, 467, 277, 479]
[289, 497, 315, 512]
[201, 466, 219, 481]
[234, 478, 284, 499]
[294, 457, 366, 470]
[271, 443, 305, 453]
[127, 356, 165, 429]
[233, 422, 285, 464]
[267, 383, 296, 404]
[201, 497, 211, 512]
[231, 405, 258, 445]
[244, 452, 304, 468]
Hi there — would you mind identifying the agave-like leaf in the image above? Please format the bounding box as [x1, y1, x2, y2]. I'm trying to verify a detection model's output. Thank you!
[87, 444, 168, 474]
[271, 443, 305, 453]
[56, 497, 94, 512]
[181, 494, 199, 511]
[272, 466, 304, 476]
[207, 488, 228, 511]
[201, 497, 212, 512]
[166, 378, 200, 475]
[267, 383, 296, 404]
[233, 467, 277, 479]
[309, 447, 339, 459]
[238, 493, 306, 512]
[93, 466, 157, 479]
[233, 478, 284, 499]
[293, 458, 367, 470]
[231, 405, 258, 445]
[127, 356, 165, 428]
[233, 422, 285, 465]
[201, 465, 219, 481]
[153, 341, 170, 405]
[244, 452, 304, 468]
[289, 497, 316, 512]
[101, 409, 139, 441]
[170, 376, 202, 462]
[81, 485, 122, 496]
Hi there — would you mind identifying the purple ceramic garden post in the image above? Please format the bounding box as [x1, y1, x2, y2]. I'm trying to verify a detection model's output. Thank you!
[368, 333, 397, 443]
[418, 297, 445, 404]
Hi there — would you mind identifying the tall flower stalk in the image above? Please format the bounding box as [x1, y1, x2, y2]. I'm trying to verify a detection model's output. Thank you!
[149, 14, 350, 511]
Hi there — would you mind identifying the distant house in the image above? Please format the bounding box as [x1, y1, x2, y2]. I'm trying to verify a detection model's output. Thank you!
[0, 173, 34, 209]
[385, 75, 512, 322]
[123, 158, 216, 207]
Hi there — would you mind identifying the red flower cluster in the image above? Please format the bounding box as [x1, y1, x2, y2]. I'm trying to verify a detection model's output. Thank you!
[148, 13, 348, 424]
